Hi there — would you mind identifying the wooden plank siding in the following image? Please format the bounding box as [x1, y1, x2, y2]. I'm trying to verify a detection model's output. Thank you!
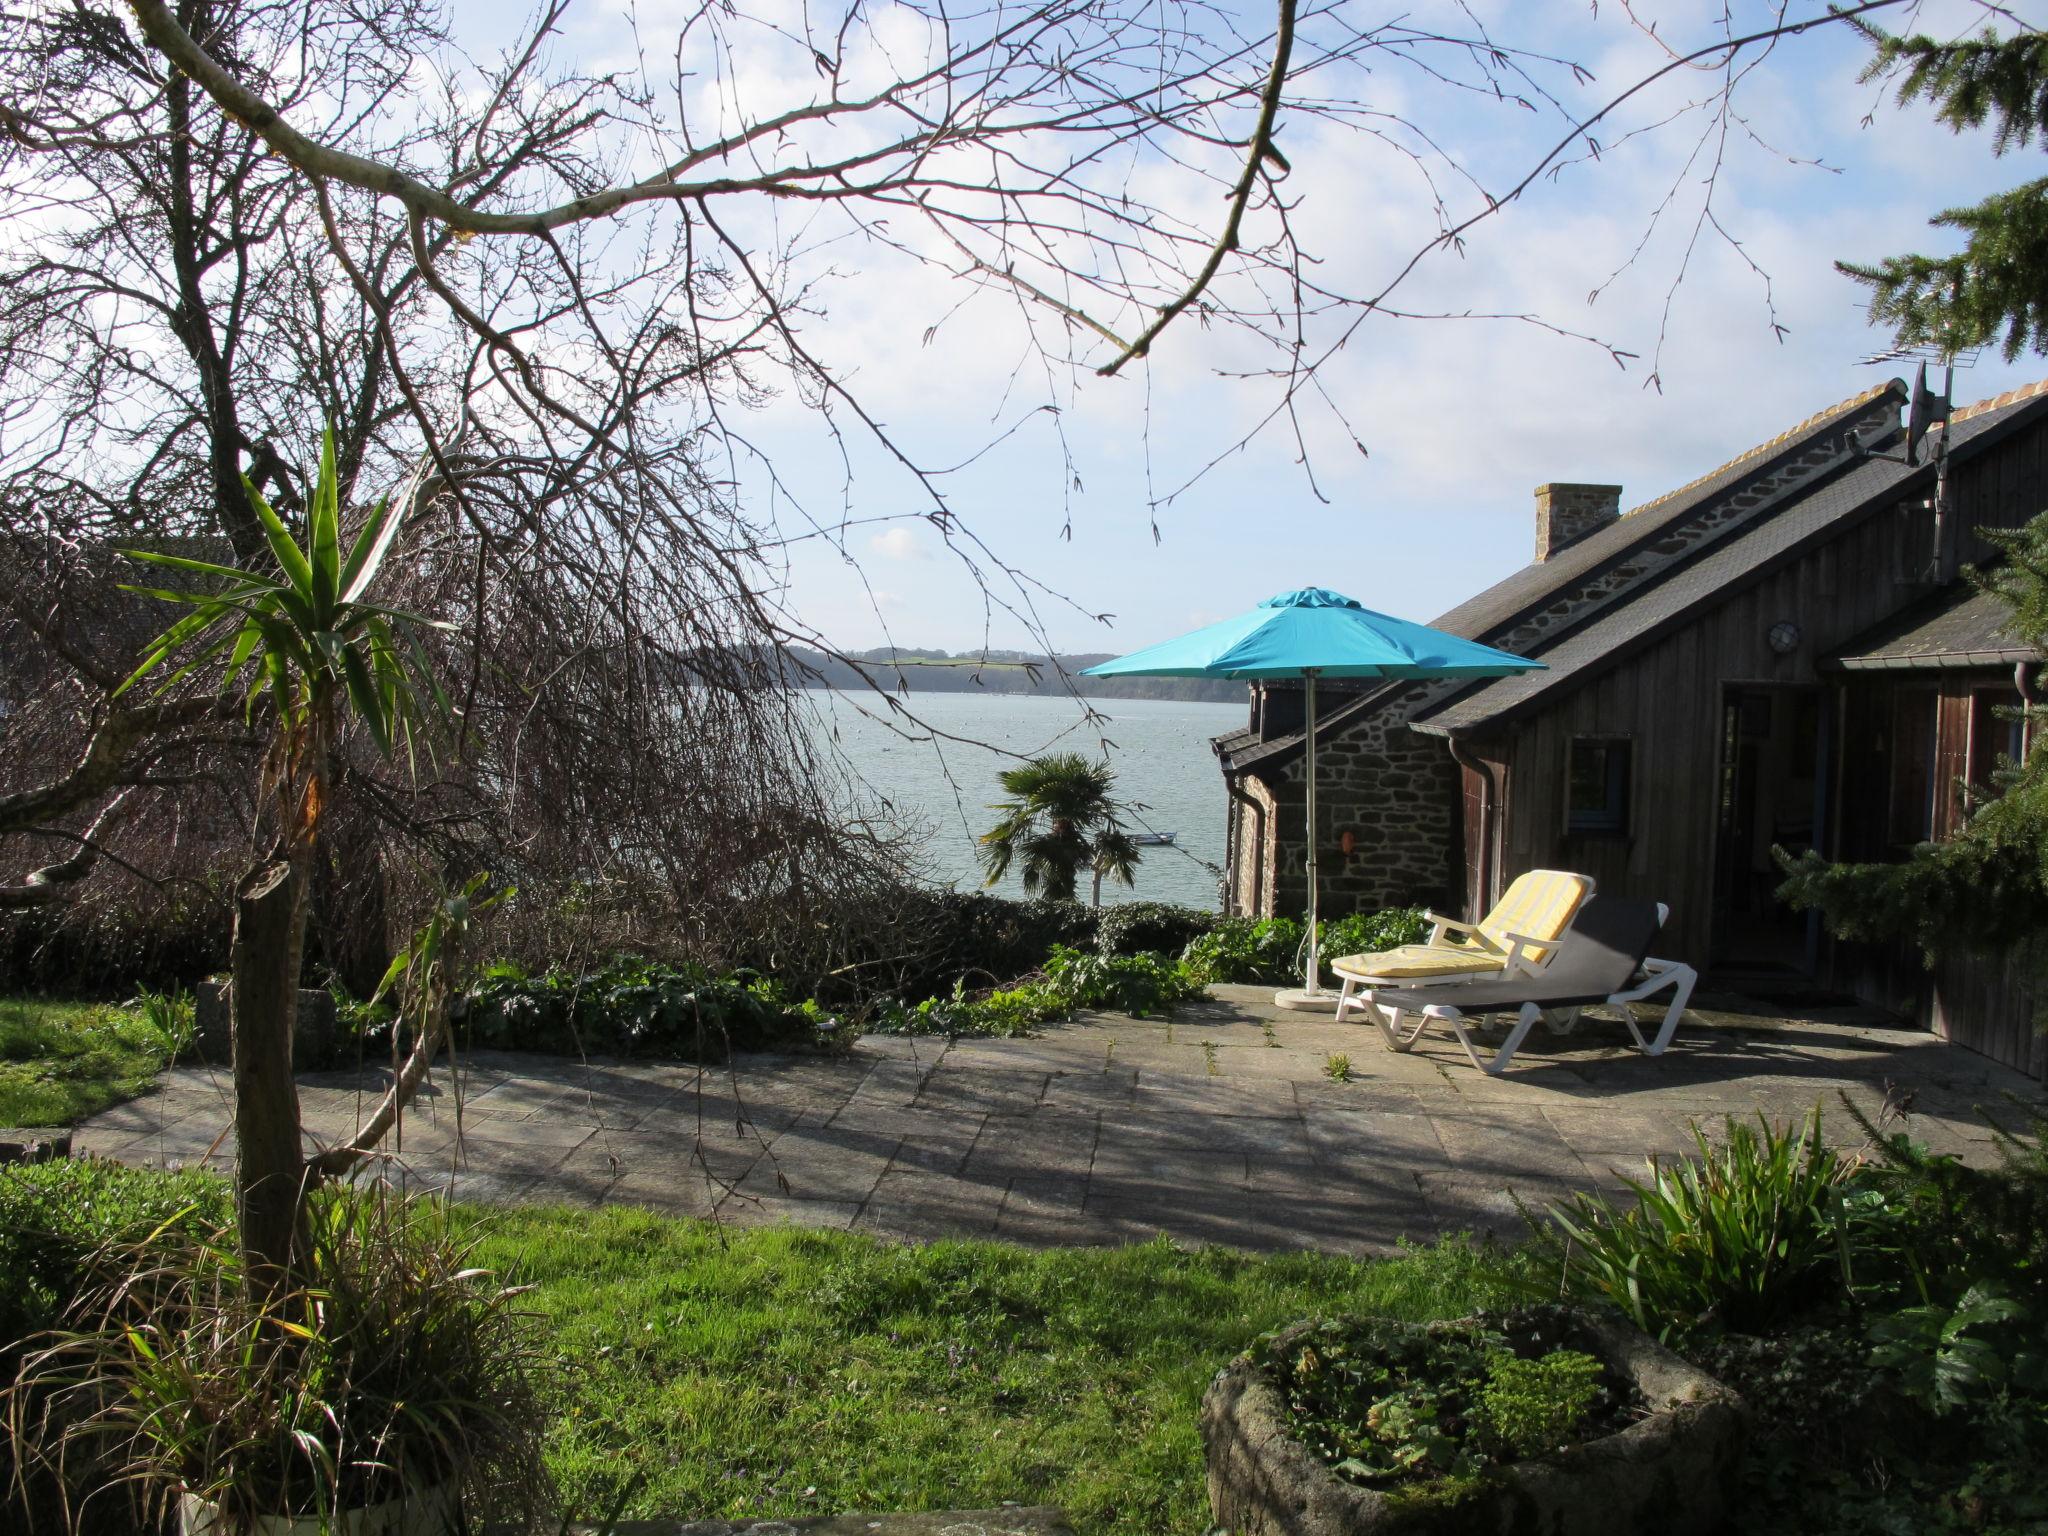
[1463, 415, 2048, 994]
[1932, 947, 2046, 1080]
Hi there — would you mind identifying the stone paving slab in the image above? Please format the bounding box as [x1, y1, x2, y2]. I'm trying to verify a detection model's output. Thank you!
[70, 984, 2048, 1257]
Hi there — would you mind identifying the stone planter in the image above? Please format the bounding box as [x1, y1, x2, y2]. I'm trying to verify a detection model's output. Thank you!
[187, 982, 340, 1070]
[179, 1483, 458, 1535]
[1201, 1310, 1746, 1536]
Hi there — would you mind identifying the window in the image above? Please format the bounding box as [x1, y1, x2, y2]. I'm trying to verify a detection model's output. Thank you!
[1567, 737, 1632, 836]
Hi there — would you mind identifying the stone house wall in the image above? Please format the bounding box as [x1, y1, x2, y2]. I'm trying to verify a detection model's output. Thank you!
[1241, 689, 1462, 919]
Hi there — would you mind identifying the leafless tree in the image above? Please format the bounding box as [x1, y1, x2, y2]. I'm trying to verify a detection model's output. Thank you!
[0, 0, 1926, 1267]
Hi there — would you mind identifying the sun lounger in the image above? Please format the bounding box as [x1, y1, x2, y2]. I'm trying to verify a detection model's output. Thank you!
[1353, 895, 1697, 1075]
[1331, 869, 1593, 1021]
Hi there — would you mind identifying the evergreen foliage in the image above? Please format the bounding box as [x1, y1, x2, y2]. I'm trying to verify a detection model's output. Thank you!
[1777, 517, 2048, 963]
[1838, 22, 2048, 359]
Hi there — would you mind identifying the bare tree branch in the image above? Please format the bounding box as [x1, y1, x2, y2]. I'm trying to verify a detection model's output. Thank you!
[0, 791, 135, 909]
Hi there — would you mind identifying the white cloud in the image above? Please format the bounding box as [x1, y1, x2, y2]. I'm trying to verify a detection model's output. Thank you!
[868, 526, 931, 561]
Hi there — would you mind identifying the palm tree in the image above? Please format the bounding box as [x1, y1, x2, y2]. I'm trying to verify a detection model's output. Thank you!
[979, 752, 1141, 905]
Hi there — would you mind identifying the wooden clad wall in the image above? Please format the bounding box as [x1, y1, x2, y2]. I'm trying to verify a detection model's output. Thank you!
[1932, 947, 2045, 1080]
[1476, 412, 2048, 974]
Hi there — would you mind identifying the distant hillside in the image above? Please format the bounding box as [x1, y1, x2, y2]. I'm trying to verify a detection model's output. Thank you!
[785, 646, 1245, 704]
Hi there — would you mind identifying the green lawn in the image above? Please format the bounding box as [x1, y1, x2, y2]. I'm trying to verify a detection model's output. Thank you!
[0, 995, 182, 1128]
[472, 1208, 1524, 1533]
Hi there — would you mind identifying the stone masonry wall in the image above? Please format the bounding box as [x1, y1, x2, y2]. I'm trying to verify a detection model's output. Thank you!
[1246, 688, 1462, 920]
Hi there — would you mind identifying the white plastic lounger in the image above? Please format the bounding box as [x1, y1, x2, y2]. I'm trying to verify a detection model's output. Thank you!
[1356, 896, 1697, 1076]
[1331, 869, 1593, 1021]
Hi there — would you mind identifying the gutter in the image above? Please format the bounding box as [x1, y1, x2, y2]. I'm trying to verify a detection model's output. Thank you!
[1823, 649, 2036, 672]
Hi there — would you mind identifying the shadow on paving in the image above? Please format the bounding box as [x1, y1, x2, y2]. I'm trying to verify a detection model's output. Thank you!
[67, 986, 2047, 1255]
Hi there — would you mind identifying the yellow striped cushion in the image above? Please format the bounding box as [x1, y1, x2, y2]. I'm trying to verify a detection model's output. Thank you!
[1332, 945, 1507, 981]
[1476, 870, 1591, 963]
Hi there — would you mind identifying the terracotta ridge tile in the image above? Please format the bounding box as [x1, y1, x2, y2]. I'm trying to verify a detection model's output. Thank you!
[1947, 375, 2048, 426]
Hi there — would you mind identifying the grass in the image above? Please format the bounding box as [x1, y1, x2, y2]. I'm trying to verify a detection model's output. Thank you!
[470, 1208, 1526, 1533]
[0, 995, 182, 1128]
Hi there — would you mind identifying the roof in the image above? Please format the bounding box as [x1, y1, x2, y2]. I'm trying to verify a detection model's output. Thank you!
[1825, 581, 2032, 671]
[1411, 384, 2048, 735]
[1217, 381, 1906, 775]
[1426, 381, 1903, 643]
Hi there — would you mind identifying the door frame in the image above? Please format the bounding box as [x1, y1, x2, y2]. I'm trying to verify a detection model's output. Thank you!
[1709, 681, 1830, 973]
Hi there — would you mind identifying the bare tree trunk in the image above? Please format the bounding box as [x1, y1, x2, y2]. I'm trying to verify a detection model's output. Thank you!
[231, 856, 309, 1301]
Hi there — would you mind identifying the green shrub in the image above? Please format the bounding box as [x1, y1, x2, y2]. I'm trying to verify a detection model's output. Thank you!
[1043, 946, 1205, 1018]
[1841, 1093, 2048, 1316]
[1180, 916, 1303, 984]
[1094, 901, 1217, 959]
[1179, 908, 1426, 986]
[866, 979, 1072, 1039]
[1321, 907, 1428, 960]
[873, 889, 1100, 998]
[1473, 1350, 1605, 1460]
[1526, 1106, 1855, 1338]
[463, 955, 839, 1060]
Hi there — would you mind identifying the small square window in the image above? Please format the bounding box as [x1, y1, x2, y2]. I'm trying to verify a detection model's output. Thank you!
[1567, 737, 1632, 836]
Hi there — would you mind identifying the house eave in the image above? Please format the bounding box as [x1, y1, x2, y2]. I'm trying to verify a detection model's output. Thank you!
[1822, 649, 2036, 673]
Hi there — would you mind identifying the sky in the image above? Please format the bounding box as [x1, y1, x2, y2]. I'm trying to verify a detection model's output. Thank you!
[451, 0, 2048, 659]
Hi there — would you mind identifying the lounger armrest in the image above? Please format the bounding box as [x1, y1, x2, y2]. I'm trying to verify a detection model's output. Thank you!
[1495, 929, 1564, 974]
[1423, 912, 1501, 950]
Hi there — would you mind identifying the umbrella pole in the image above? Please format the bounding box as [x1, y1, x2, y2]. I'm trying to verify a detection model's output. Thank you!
[1275, 669, 1327, 1011]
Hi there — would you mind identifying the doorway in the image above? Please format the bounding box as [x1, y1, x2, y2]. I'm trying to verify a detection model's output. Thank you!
[1712, 686, 1826, 974]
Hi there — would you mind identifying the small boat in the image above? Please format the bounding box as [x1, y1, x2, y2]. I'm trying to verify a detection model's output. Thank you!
[1132, 831, 1177, 846]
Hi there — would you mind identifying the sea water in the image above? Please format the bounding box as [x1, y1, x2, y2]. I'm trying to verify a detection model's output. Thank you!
[803, 689, 1248, 911]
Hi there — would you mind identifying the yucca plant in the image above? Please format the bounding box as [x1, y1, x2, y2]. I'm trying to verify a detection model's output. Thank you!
[118, 428, 446, 1299]
[1525, 1105, 1856, 1338]
[118, 428, 444, 765]
[5, 1184, 552, 1534]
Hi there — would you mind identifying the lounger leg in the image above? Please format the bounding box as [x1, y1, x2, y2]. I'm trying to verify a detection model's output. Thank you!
[1623, 964, 1697, 1056]
[1335, 975, 1358, 1023]
[1376, 1004, 1413, 1052]
[1541, 1007, 1583, 1034]
[1361, 998, 1427, 1052]
[1439, 1003, 1542, 1075]
[1485, 1003, 1544, 1074]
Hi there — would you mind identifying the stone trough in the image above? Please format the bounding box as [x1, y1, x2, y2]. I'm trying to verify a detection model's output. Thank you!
[1201, 1310, 1746, 1536]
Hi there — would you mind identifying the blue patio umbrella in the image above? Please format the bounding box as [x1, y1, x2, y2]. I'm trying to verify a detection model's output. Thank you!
[1084, 588, 1542, 1008]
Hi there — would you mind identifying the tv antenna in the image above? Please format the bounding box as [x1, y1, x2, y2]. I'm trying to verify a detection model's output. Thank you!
[1859, 343, 1974, 468]
[1860, 334, 1980, 579]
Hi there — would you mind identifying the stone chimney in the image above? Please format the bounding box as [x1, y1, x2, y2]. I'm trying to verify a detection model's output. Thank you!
[1533, 483, 1623, 562]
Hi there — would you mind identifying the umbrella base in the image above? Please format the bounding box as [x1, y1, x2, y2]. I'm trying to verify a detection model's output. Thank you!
[1272, 986, 1336, 1013]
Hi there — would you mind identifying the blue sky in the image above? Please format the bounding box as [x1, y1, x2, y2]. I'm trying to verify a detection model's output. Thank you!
[452, 0, 2048, 658]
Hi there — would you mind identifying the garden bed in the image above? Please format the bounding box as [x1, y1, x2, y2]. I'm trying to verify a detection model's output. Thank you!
[1204, 1308, 1743, 1536]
